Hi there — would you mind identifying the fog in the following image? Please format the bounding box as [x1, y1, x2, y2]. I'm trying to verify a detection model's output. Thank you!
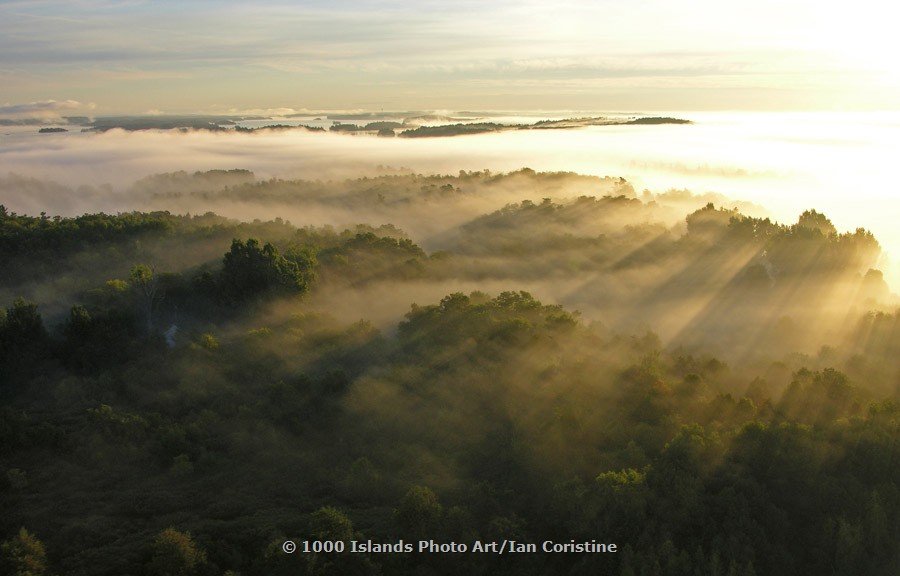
[3, 112, 899, 576]
[1, 112, 897, 366]
[2, 111, 897, 287]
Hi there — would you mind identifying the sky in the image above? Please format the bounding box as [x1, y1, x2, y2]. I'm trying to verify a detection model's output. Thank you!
[2, 0, 900, 116]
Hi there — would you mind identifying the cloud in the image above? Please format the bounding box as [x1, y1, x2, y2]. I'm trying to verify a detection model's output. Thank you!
[89, 68, 193, 81]
[216, 107, 306, 117]
[0, 99, 94, 120]
[2, 1, 897, 111]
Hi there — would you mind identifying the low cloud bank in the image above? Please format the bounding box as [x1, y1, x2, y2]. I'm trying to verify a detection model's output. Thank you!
[0, 99, 94, 123]
[1, 119, 897, 286]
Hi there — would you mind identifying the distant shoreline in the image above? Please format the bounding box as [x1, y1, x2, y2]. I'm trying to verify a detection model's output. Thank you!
[10, 114, 692, 136]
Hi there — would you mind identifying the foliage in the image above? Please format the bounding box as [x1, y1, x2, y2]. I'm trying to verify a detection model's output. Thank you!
[0, 188, 898, 575]
[219, 238, 313, 304]
[148, 528, 207, 576]
[0, 528, 48, 576]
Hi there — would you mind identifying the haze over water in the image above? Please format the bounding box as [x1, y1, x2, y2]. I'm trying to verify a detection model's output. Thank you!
[2, 110, 897, 287]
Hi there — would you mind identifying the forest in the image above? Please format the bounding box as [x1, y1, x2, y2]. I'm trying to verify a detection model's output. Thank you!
[1, 169, 898, 576]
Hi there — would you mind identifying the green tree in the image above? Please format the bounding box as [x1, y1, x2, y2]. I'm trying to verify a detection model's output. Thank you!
[130, 263, 160, 332]
[339, 458, 382, 502]
[394, 486, 443, 536]
[0, 528, 49, 576]
[0, 299, 47, 354]
[304, 507, 377, 576]
[220, 239, 311, 303]
[796, 210, 837, 236]
[309, 507, 354, 542]
[148, 528, 207, 576]
[0, 299, 49, 391]
[60, 305, 139, 373]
